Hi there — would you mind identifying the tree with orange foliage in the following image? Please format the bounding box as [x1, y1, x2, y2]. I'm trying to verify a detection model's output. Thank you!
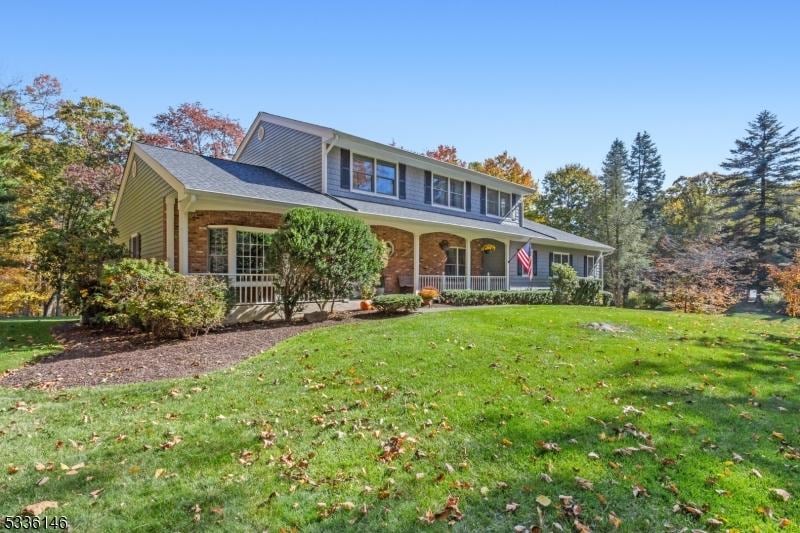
[425, 145, 465, 167]
[768, 252, 800, 316]
[141, 102, 244, 158]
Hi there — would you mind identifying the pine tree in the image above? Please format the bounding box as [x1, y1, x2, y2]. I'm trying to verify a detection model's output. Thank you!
[628, 131, 665, 209]
[593, 140, 649, 305]
[720, 110, 800, 288]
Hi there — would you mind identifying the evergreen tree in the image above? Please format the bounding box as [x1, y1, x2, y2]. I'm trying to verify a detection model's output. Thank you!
[593, 140, 648, 305]
[628, 131, 665, 206]
[720, 110, 800, 288]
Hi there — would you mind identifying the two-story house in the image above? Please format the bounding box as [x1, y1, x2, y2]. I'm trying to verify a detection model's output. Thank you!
[113, 112, 612, 317]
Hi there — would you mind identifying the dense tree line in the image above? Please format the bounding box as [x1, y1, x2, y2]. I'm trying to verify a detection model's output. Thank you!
[0, 74, 243, 315]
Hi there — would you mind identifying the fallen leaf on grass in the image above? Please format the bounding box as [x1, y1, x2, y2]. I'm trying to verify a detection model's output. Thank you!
[419, 495, 463, 524]
[750, 468, 763, 478]
[632, 485, 649, 498]
[537, 441, 561, 453]
[608, 511, 622, 528]
[771, 488, 792, 502]
[575, 477, 594, 491]
[60, 462, 85, 475]
[535, 495, 551, 507]
[505, 502, 519, 513]
[21, 501, 58, 516]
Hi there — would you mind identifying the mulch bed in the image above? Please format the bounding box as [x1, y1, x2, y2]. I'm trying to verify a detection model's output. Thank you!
[0, 312, 374, 390]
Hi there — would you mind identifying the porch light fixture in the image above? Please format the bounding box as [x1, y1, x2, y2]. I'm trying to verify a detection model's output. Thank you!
[439, 240, 450, 252]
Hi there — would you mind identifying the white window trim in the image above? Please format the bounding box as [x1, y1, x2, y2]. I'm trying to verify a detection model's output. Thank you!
[206, 225, 276, 274]
[552, 251, 570, 265]
[485, 187, 513, 218]
[585, 255, 597, 278]
[432, 175, 467, 212]
[444, 246, 467, 275]
[349, 152, 399, 199]
[129, 232, 141, 259]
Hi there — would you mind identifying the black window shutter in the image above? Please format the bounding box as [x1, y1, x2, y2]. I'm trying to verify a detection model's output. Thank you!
[549, 252, 553, 273]
[424, 171, 432, 204]
[533, 250, 538, 276]
[479, 186, 486, 215]
[569, 254, 574, 267]
[465, 182, 471, 211]
[340, 148, 350, 189]
[398, 164, 406, 199]
[583, 256, 588, 276]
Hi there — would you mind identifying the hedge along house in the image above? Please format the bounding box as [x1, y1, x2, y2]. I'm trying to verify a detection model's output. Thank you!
[113, 112, 613, 319]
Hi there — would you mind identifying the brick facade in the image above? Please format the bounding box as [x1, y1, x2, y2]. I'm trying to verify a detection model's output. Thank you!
[419, 232, 465, 275]
[371, 225, 414, 293]
[187, 211, 282, 273]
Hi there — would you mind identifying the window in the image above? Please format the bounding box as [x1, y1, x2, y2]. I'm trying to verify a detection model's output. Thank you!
[552, 252, 570, 265]
[586, 255, 597, 277]
[444, 247, 466, 276]
[486, 187, 512, 217]
[208, 228, 228, 273]
[236, 231, 271, 274]
[351, 154, 397, 196]
[376, 160, 397, 195]
[129, 233, 141, 259]
[432, 175, 465, 210]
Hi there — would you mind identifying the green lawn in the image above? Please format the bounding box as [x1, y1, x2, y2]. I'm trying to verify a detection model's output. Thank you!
[1, 307, 798, 531]
[0, 318, 72, 374]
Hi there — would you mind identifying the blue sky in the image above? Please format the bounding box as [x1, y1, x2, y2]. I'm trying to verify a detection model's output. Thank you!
[3, 1, 798, 185]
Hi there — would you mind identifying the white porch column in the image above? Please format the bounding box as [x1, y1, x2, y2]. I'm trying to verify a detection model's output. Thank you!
[465, 237, 472, 290]
[177, 194, 195, 275]
[505, 240, 511, 290]
[413, 232, 420, 292]
[165, 194, 175, 269]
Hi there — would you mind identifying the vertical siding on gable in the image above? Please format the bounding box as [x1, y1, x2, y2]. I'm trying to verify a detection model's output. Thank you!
[238, 121, 322, 191]
[114, 156, 175, 259]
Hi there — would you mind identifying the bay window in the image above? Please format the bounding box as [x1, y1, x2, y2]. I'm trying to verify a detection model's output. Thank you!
[351, 153, 397, 196]
[432, 175, 465, 210]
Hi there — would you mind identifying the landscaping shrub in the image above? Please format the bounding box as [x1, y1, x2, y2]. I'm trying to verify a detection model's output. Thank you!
[574, 277, 602, 305]
[92, 259, 228, 338]
[768, 253, 800, 317]
[601, 290, 614, 306]
[550, 263, 579, 304]
[439, 290, 552, 306]
[761, 287, 785, 313]
[372, 294, 422, 314]
[267, 208, 387, 321]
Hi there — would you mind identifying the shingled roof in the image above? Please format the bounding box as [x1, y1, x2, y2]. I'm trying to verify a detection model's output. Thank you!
[130, 143, 613, 252]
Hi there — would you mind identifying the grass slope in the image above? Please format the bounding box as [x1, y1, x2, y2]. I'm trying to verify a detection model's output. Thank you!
[0, 307, 798, 531]
[0, 319, 71, 374]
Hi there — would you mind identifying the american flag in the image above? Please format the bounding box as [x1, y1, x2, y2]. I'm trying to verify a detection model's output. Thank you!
[516, 243, 534, 280]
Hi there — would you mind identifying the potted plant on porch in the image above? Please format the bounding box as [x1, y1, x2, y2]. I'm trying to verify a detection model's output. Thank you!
[418, 286, 439, 307]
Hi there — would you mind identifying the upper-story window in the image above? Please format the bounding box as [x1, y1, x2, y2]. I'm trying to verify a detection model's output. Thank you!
[486, 187, 512, 217]
[433, 175, 465, 210]
[352, 154, 397, 196]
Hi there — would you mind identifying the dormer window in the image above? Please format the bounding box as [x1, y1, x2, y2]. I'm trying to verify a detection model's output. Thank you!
[486, 187, 511, 217]
[351, 154, 397, 196]
[432, 175, 465, 210]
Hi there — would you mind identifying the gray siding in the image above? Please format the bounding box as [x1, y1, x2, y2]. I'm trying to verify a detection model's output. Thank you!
[508, 242, 601, 288]
[327, 146, 518, 224]
[239, 121, 322, 190]
[115, 156, 174, 259]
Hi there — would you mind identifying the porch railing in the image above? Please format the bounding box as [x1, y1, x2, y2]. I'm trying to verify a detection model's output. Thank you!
[419, 275, 468, 292]
[418, 275, 508, 292]
[190, 273, 276, 305]
[471, 275, 507, 291]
